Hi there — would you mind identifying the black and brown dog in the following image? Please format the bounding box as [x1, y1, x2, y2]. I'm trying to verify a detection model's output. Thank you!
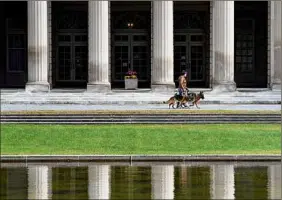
[184, 91, 205, 109]
[164, 91, 205, 109]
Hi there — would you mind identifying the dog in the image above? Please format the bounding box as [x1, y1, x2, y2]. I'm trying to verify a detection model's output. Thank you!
[163, 88, 189, 109]
[182, 91, 205, 109]
[163, 95, 187, 109]
[163, 91, 205, 109]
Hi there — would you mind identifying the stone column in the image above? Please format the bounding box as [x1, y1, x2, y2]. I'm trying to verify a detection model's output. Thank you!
[270, 1, 281, 91]
[87, 1, 111, 92]
[151, 166, 174, 199]
[88, 165, 111, 199]
[151, 1, 175, 93]
[28, 166, 52, 199]
[268, 165, 281, 199]
[210, 165, 235, 199]
[26, 1, 50, 92]
[212, 1, 236, 92]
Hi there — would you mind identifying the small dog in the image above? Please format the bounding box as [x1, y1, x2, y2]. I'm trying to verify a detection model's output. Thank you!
[164, 91, 205, 109]
[183, 91, 205, 109]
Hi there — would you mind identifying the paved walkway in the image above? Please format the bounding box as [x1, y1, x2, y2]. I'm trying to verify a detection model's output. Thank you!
[1, 103, 281, 112]
[1, 89, 281, 105]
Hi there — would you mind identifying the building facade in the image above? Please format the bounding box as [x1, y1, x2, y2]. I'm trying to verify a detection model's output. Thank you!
[0, 1, 281, 92]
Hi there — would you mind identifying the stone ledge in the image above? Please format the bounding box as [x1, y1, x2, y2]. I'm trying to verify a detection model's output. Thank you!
[1, 155, 280, 163]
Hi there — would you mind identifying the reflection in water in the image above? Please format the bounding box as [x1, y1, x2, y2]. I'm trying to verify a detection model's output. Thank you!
[268, 165, 281, 199]
[88, 165, 110, 199]
[211, 165, 235, 199]
[28, 166, 52, 199]
[151, 166, 174, 199]
[0, 163, 281, 200]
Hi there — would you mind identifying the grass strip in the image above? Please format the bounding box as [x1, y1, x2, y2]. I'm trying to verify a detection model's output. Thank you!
[1, 124, 280, 155]
[1, 109, 281, 115]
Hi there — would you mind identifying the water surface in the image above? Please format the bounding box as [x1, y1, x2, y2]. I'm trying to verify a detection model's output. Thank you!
[0, 162, 280, 199]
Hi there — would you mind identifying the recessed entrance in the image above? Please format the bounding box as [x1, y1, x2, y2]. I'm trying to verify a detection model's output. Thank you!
[0, 2, 27, 88]
[174, 2, 210, 88]
[235, 2, 268, 88]
[111, 2, 151, 88]
[52, 2, 88, 88]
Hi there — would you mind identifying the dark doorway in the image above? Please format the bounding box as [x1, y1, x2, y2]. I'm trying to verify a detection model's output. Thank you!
[0, 2, 27, 88]
[235, 2, 268, 88]
[111, 2, 151, 88]
[52, 2, 88, 88]
[174, 2, 210, 88]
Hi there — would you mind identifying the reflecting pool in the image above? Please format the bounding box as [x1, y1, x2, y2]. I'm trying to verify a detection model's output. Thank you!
[0, 162, 280, 199]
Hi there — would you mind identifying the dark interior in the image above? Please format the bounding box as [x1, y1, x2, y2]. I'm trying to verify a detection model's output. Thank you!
[235, 1, 268, 88]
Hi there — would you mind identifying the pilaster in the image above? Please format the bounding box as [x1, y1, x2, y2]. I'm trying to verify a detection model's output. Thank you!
[270, 1, 281, 91]
[87, 1, 111, 92]
[151, 1, 175, 93]
[26, 1, 50, 93]
[212, 1, 236, 92]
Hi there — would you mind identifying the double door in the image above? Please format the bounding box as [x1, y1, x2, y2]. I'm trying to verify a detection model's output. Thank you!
[174, 33, 206, 84]
[56, 33, 88, 84]
[112, 32, 150, 87]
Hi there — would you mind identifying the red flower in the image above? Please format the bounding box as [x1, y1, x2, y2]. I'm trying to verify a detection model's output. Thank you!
[126, 70, 137, 76]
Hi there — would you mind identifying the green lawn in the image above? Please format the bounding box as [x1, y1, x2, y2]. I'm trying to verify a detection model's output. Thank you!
[1, 124, 281, 155]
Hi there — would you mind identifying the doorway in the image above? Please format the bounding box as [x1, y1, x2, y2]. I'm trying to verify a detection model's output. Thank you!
[111, 2, 151, 88]
[0, 2, 27, 88]
[52, 2, 88, 88]
[235, 2, 268, 88]
[55, 33, 87, 83]
[112, 32, 150, 88]
[174, 2, 210, 88]
[174, 33, 206, 86]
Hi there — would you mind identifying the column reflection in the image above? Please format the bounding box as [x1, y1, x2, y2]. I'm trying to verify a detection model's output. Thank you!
[151, 165, 174, 199]
[268, 165, 281, 199]
[88, 165, 110, 200]
[28, 165, 52, 199]
[211, 164, 235, 199]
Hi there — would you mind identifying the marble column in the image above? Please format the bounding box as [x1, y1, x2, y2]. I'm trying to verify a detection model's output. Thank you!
[268, 165, 281, 199]
[28, 166, 52, 199]
[151, 166, 174, 199]
[270, 1, 281, 91]
[212, 1, 236, 92]
[210, 165, 235, 199]
[151, 1, 175, 93]
[26, 1, 50, 92]
[88, 165, 111, 199]
[87, 1, 111, 92]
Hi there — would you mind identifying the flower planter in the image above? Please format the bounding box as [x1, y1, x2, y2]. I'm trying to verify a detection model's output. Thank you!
[125, 78, 138, 90]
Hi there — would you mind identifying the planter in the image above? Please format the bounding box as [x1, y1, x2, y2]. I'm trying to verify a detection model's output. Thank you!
[125, 78, 138, 90]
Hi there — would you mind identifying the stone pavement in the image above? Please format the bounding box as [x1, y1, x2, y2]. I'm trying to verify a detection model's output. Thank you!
[1, 103, 281, 112]
[1, 88, 281, 105]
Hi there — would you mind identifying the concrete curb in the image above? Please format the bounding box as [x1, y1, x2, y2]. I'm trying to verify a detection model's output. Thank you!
[1, 155, 280, 163]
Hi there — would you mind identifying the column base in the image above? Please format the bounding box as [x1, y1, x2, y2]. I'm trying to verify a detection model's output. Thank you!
[25, 82, 50, 93]
[86, 83, 111, 93]
[212, 81, 236, 93]
[271, 83, 281, 91]
[151, 83, 176, 93]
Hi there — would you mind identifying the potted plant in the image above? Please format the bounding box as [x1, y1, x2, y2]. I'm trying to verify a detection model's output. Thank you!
[124, 70, 138, 90]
